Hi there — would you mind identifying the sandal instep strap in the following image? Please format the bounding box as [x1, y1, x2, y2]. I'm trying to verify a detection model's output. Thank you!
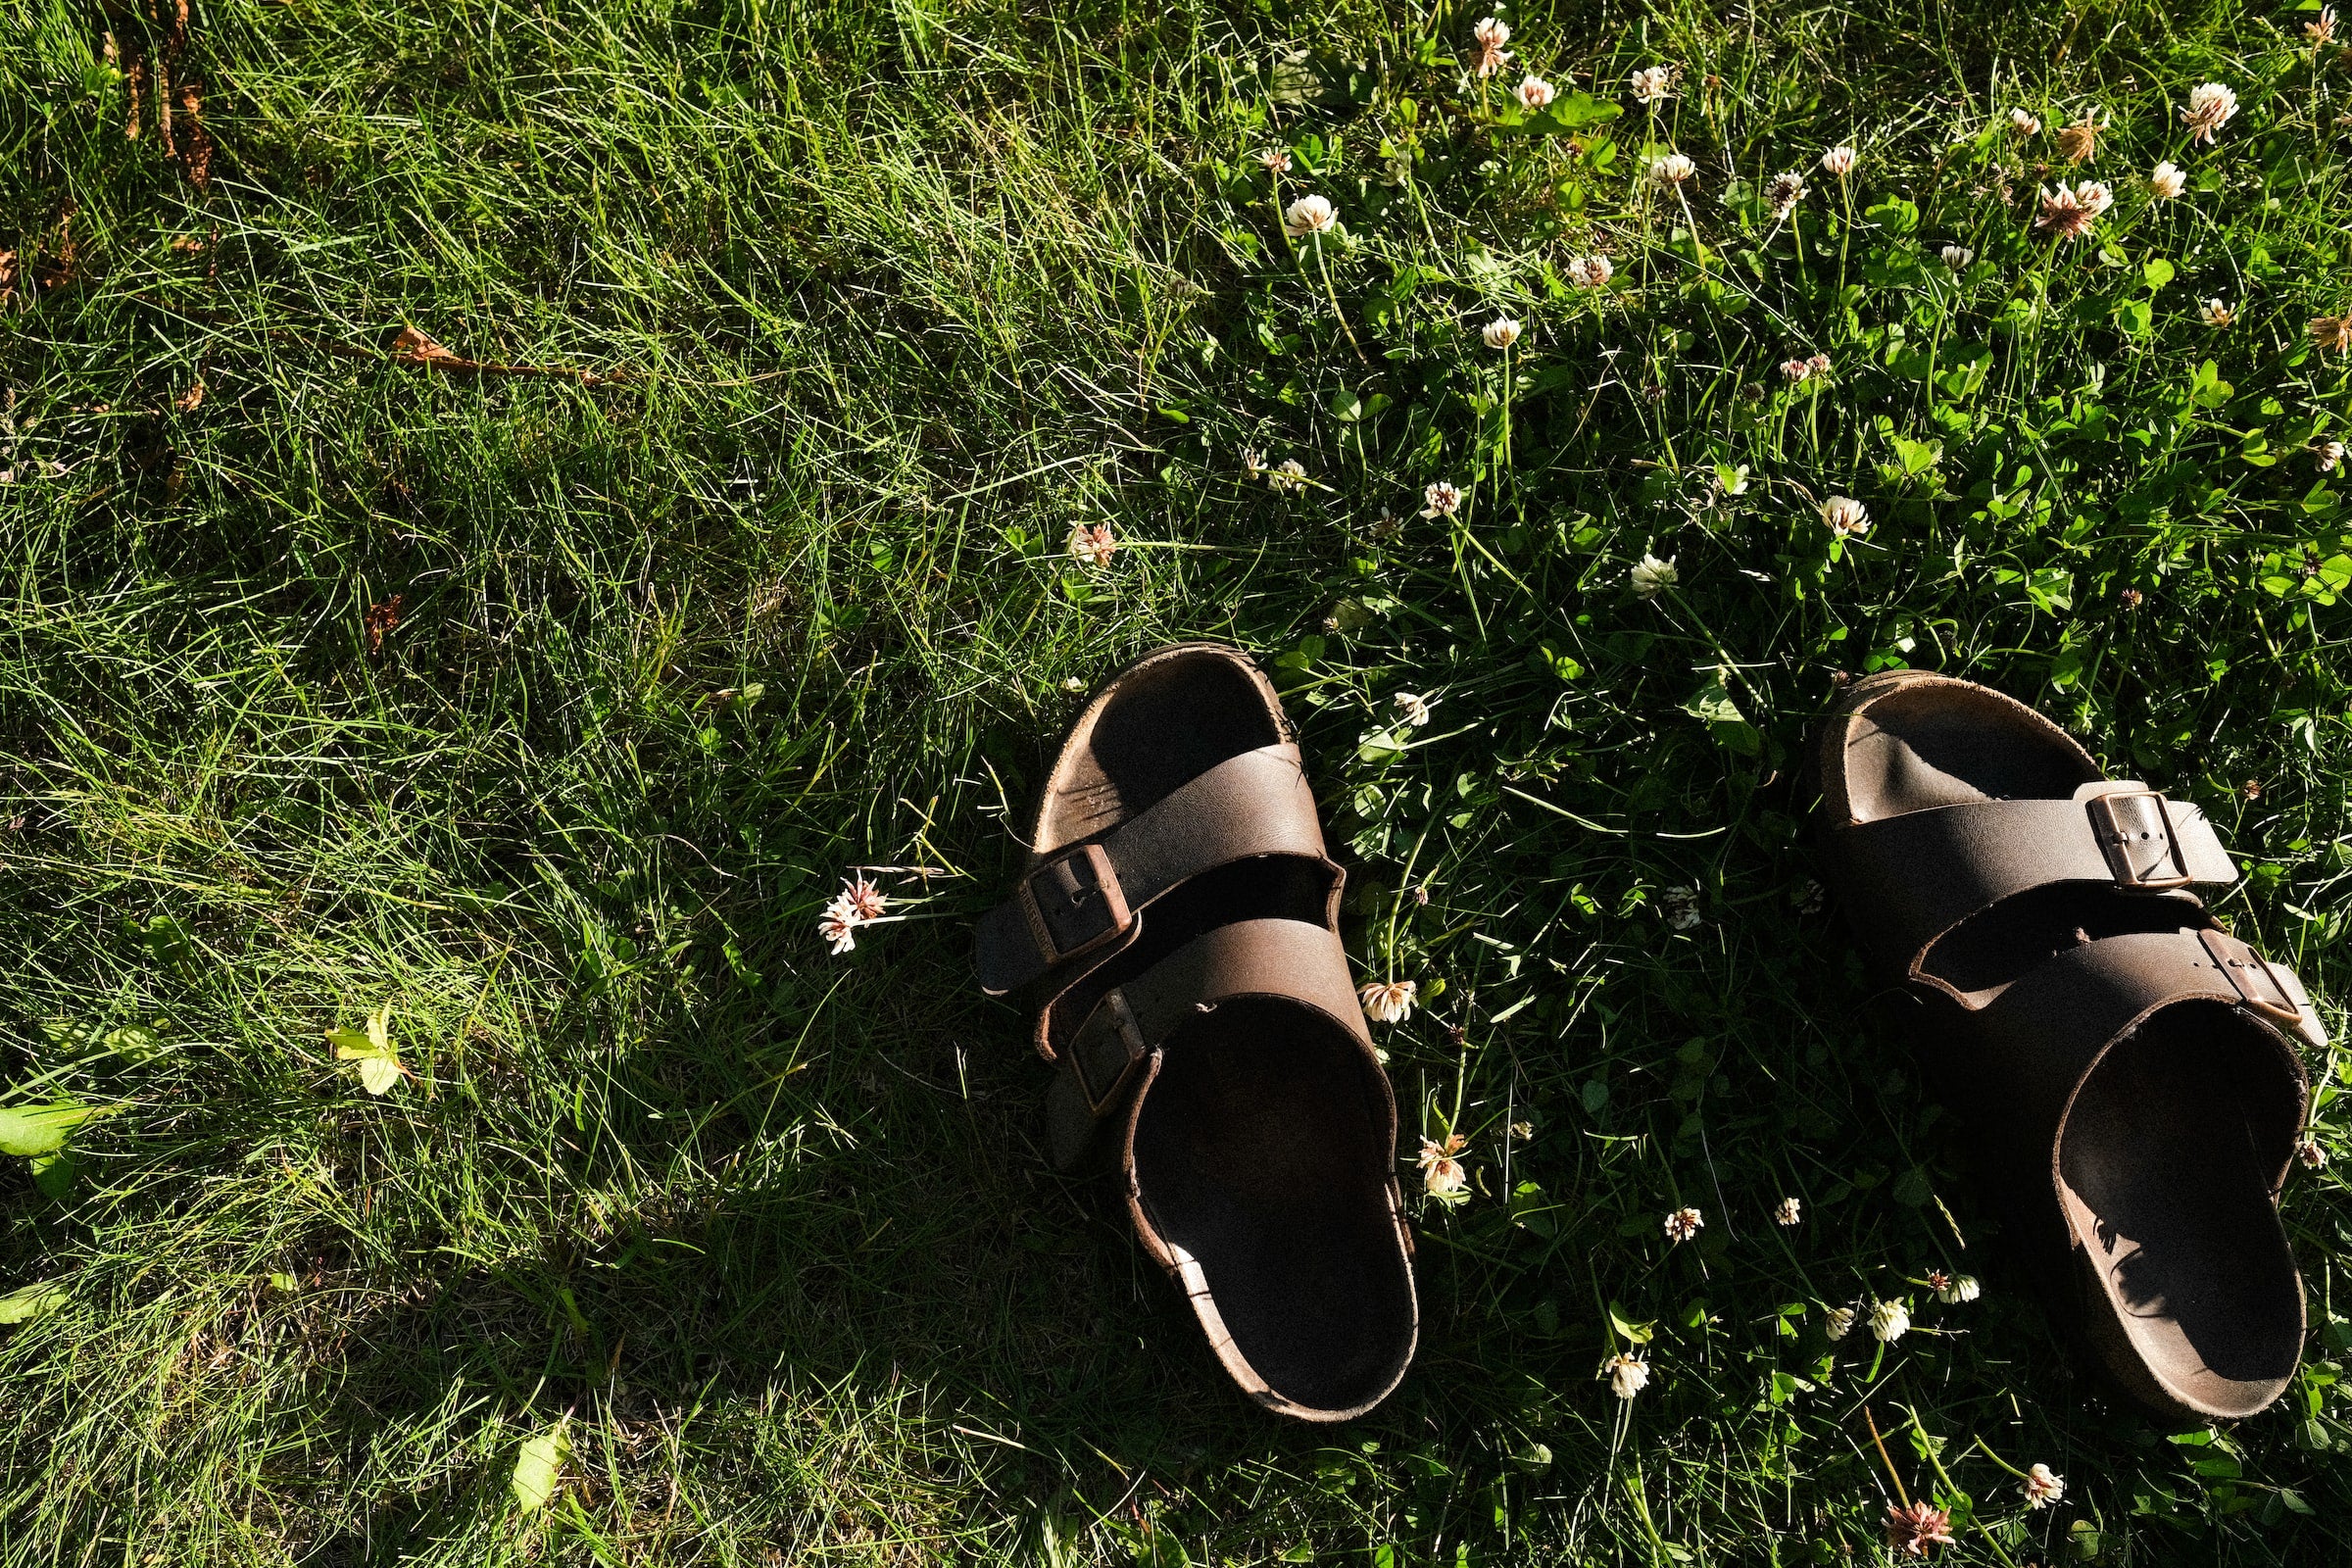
[975, 743, 1332, 996]
[1829, 783, 2237, 973]
[1058, 917, 1369, 1119]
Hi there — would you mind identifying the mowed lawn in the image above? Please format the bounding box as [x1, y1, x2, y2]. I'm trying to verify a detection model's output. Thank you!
[4, 0, 2352, 1560]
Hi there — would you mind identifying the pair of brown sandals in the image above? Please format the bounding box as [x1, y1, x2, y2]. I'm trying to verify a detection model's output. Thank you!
[975, 646, 2324, 1424]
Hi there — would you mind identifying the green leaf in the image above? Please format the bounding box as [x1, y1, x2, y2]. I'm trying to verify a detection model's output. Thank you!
[0, 1282, 69, 1324]
[0, 1102, 99, 1158]
[511, 1419, 571, 1512]
[1608, 1300, 1656, 1346]
[30, 1150, 80, 1201]
[2142, 256, 2176, 291]
[330, 1002, 403, 1095]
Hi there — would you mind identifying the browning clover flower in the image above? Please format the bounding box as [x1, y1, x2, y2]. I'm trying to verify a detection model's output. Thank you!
[2035, 179, 2113, 240]
[2298, 1135, 2329, 1168]
[1871, 1298, 1911, 1341]
[1804, 352, 1832, 377]
[1820, 144, 1858, 175]
[1421, 479, 1463, 517]
[2150, 160, 2187, 199]
[1766, 171, 1807, 217]
[1066, 521, 1117, 567]
[1515, 74, 1557, 111]
[2310, 6, 2338, 45]
[1393, 691, 1433, 727]
[1630, 65, 1673, 104]
[1820, 496, 1870, 536]
[1661, 885, 1701, 930]
[1884, 1501, 1954, 1557]
[2316, 440, 2347, 472]
[1824, 1303, 1857, 1340]
[2010, 108, 2042, 136]
[2199, 298, 2233, 327]
[1775, 1196, 1803, 1226]
[2312, 315, 2352, 352]
[2056, 111, 2102, 163]
[841, 877, 890, 922]
[1361, 979, 1419, 1024]
[1663, 1205, 1703, 1243]
[1603, 1351, 1651, 1399]
[1240, 446, 1265, 479]
[1482, 316, 1523, 349]
[1630, 553, 1678, 598]
[1649, 152, 1696, 185]
[1781, 358, 1815, 382]
[2180, 81, 2239, 144]
[1940, 244, 1974, 270]
[1418, 1133, 1469, 1199]
[1567, 254, 1615, 290]
[1283, 194, 1337, 238]
[1258, 147, 1292, 175]
[2023, 1463, 2066, 1508]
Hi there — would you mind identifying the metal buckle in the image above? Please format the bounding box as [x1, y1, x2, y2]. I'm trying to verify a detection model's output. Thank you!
[1067, 989, 1149, 1114]
[2086, 790, 2193, 891]
[1014, 843, 1132, 968]
[2198, 930, 2305, 1029]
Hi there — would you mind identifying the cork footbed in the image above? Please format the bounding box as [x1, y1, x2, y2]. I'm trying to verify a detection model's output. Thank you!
[1825, 672, 2306, 1420]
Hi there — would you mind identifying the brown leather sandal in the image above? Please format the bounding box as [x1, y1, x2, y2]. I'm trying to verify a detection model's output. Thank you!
[975, 643, 1418, 1421]
[1815, 670, 2324, 1421]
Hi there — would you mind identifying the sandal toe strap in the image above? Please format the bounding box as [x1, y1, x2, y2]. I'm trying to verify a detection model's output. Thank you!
[975, 743, 1334, 995]
[1831, 783, 2236, 973]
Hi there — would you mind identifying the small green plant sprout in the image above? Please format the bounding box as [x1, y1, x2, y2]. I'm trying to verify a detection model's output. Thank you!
[327, 1002, 404, 1096]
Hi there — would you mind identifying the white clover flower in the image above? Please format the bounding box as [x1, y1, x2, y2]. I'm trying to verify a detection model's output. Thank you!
[1661, 885, 1701, 931]
[2150, 160, 2187, 199]
[1240, 446, 1265, 478]
[2010, 108, 2042, 135]
[1393, 691, 1432, 727]
[1482, 316, 1523, 350]
[1824, 1304, 1857, 1341]
[1471, 17, 1513, 78]
[1361, 979, 1419, 1023]
[1567, 254, 1615, 290]
[2023, 1464, 2066, 1509]
[1940, 244, 1974, 270]
[2315, 440, 2346, 472]
[1820, 496, 1870, 537]
[1820, 144, 1858, 175]
[1515, 75, 1557, 111]
[818, 897, 861, 956]
[1630, 553, 1678, 598]
[2198, 298, 2233, 327]
[1630, 65, 1673, 104]
[1283, 194, 1337, 238]
[1870, 1298, 1911, 1342]
[1604, 1351, 1650, 1399]
[2181, 81, 2239, 145]
[1936, 1273, 1982, 1304]
[1775, 1196, 1802, 1226]
[1649, 152, 1696, 185]
[1269, 458, 1308, 493]
[1418, 1134, 1468, 1198]
[1804, 352, 1832, 376]
[1781, 357, 1815, 382]
[1421, 480, 1463, 517]
[1061, 675, 1086, 693]
[1258, 147, 1292, 175]
[2035, 180, 2110, 241]
[1663, 1205, 1703, 1243]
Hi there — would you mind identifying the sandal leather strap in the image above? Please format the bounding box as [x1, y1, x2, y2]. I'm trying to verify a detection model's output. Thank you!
[1059, 917, 1370, 1119]
[1828, 782, 2237, 974]
[974, 743, 1332, 996]
[1964, 926, 2320, 1197]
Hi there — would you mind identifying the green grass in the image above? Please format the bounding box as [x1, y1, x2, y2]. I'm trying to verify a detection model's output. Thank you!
[5, 0, 2352, 1559]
